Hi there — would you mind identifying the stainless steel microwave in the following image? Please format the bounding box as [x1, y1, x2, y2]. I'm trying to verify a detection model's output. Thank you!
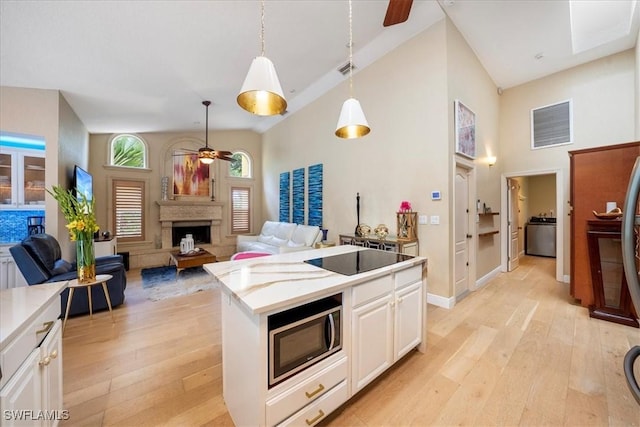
[268, 294, 342, 387]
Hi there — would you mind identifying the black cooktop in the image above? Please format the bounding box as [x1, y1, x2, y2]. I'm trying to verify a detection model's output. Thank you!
[305, 249, 413, 276]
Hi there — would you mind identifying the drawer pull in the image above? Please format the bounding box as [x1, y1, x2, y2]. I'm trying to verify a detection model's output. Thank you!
[305, 409, 325, 426]
[39, 356, 51, 367]
[36, 321, 54, 335]
[305, 383, 325, 399]
[50, 349, 58, 359]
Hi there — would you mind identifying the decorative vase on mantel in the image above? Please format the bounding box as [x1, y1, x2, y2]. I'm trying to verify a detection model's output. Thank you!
[76, 230, 96, 283]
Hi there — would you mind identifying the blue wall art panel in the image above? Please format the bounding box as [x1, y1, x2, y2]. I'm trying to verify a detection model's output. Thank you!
[307, 164, 323, 228]
[279, 172, 290, 223]
[292, 168, 305, 225]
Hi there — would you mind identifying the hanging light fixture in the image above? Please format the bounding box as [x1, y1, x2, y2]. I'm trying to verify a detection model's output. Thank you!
[335, 0, 370, 139]
[237, 0, 287, 116]
[199, 101, 215, 164]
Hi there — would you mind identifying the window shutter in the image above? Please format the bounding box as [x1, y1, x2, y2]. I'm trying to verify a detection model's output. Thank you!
[231, 187, 250, 234]
[113, 179, 145, 241]
[531, 100, 572, 149]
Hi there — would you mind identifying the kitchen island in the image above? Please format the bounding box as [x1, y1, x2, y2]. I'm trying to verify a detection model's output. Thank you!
[204, 245, 427, 426]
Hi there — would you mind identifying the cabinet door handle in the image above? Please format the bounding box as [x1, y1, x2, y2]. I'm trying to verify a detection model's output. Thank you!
[36, 321, 54, 335]
[305, 383, 325, 399]
[39, 356, 51, 367]
[50, 349, 58, 359]
[305, 409, 325, 426]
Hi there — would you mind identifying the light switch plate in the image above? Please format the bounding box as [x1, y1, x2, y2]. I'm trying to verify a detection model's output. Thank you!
[418, 215, 428, 225]
[430, 215, 440, 225]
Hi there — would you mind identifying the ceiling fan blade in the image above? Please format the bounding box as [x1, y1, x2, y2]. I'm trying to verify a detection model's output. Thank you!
[383, 0, 413, 27]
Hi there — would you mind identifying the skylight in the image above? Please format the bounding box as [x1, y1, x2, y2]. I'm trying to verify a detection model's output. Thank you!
[570, 0, 638, 54]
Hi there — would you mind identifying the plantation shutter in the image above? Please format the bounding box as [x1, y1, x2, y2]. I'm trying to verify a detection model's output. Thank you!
[112, 179, 145, 242]
[231, 186, 250, 234]
[531, 100, 572, 149]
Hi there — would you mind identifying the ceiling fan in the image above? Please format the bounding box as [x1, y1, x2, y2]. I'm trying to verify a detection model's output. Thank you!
[175, 101, 234, 164]
[383, 0, 413, 27]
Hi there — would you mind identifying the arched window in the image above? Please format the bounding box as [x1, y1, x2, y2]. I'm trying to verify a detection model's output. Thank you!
[229, 151, 252, 178]
[109, 134, 147, 168]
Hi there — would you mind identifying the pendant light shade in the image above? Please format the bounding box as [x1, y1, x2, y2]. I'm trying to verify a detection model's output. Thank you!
[237, 0, 287, 116]
[336, 0, 370, 139]
[335, 98, 370, 139]
[199, 101, 215, 164]
[237, 56, 287, 116]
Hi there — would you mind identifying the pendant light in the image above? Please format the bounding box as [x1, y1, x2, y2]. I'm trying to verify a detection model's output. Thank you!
[335, 0, 370, 139]
[199, 101, 215, 164]
[237, 0, 287, 116]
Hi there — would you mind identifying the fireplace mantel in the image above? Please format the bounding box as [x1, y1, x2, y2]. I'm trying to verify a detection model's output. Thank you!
[157, 200, 225, 249]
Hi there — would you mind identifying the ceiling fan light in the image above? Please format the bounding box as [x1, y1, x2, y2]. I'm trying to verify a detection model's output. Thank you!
[335, 97, 370, 139]
[198, 147, 215, 164]
[237, 56, 287, 116]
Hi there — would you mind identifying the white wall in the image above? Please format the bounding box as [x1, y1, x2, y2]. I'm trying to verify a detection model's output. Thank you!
[262, 18, 501, 301]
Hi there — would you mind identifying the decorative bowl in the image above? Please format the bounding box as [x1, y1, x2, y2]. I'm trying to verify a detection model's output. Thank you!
[592, 207, 622, 220]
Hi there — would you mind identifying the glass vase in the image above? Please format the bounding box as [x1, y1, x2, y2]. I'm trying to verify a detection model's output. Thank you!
[76, 231, 96, 283]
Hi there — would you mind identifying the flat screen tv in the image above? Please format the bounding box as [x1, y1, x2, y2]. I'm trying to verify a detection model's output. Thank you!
[73, 165, 93, 203]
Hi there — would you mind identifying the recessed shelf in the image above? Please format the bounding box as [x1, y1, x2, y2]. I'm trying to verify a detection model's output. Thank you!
[478, 230, 500, 237]
[479, 212, 500, 216]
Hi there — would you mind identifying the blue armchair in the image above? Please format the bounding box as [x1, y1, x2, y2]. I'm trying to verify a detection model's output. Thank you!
[10, 233, 127, 317]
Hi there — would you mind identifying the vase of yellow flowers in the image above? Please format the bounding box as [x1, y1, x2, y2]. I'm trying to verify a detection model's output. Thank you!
[48, 186, 100, 283]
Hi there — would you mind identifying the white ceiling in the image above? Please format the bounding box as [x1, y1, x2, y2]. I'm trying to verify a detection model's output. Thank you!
[1, 0, 638, 134]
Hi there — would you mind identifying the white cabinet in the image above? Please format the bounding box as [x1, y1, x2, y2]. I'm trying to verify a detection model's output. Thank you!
[351, 265, 423, 393]
[1, 284, 67, 427]
[0, 149, 46, 209]
[0, 252, 28, 290]
[0, 321, 63, 427]
[352, 293, 394, 391]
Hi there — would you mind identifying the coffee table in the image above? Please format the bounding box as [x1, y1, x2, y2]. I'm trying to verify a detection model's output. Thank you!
[169, 249, 216, 273]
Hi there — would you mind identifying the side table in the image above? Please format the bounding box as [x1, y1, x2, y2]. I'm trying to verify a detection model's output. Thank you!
[62, 274, 115, 334]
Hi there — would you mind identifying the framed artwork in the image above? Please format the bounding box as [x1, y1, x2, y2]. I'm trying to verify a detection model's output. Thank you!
[455, 100, 476, 159]
[172, 151, 210, 196]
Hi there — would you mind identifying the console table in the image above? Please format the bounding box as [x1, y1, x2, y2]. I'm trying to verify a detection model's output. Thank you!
[339, 233, 419, 255]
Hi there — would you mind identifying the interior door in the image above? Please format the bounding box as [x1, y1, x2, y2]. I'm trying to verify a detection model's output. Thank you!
[454, 167, 470, 299]
[508, 178, 520, 271]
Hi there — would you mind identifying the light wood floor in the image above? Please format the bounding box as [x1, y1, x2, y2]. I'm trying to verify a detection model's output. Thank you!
[60, 256, 640, 426]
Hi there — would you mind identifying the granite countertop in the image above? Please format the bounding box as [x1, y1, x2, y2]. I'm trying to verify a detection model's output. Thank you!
[0, 281, 68, 351]
[203, 245, 426, 315]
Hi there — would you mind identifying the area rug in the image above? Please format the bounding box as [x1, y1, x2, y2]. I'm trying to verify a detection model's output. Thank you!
[140, 266, 218, 301]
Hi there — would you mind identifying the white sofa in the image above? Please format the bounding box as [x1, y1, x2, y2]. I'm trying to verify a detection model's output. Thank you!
[236, 221, 322, 254]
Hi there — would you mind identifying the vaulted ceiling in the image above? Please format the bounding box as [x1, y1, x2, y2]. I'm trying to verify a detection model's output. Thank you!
[1, 1, 637, 134]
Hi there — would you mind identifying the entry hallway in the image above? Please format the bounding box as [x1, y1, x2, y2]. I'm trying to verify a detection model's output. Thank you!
[60, 256, 639, 426]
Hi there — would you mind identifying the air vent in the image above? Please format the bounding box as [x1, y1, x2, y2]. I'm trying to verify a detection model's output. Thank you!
[531, 100, 572, 149]
[337, 62, 356, 76]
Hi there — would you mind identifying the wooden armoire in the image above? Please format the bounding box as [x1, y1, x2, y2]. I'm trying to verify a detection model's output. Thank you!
[569, 141, 640, 308]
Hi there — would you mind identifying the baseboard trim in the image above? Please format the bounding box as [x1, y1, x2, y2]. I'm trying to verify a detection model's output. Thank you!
[427, 293, 455, 309]
[476, 266, 502, 289]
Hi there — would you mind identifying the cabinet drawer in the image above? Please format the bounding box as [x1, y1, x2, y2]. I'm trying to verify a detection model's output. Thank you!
[352, 275, 392, 307]
[277, 380, 348, 427]
[266, 357, 347, 426]
[0, 296, 59, 389]
[395, 265, 422, 289]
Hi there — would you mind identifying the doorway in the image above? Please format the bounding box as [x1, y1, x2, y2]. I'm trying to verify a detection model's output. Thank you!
[501, 169, 564, 282]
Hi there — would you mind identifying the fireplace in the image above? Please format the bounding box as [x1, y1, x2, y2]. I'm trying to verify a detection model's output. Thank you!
[157, 200, 224, 250]
[172, 222, 211, 247]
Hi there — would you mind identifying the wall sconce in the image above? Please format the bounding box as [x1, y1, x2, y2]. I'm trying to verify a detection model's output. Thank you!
[487, 156, 496, 167]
